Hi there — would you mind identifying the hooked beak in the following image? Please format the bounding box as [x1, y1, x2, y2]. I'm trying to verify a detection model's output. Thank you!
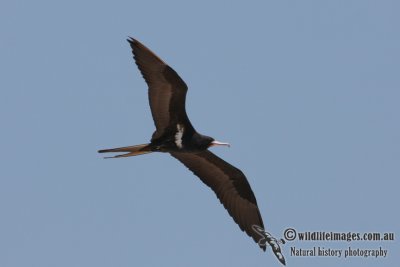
[210, 140, 231, 148]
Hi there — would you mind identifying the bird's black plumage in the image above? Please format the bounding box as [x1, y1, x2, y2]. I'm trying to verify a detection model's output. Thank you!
[128, 38, 195, 142]
[170, 150, 265, 248]
[99, 38, 278, 257]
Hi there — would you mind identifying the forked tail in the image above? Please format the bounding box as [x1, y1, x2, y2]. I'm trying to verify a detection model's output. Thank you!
[98, 143, 152, 158]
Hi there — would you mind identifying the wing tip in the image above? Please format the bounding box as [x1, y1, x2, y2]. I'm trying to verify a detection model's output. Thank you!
[126, 37, 166, 65]
[127, 36, 138, 46]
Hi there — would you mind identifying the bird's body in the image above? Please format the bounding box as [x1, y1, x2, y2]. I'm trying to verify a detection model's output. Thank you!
[99, 38, 285, 265]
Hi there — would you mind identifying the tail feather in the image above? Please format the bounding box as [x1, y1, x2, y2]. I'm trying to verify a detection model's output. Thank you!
[98, 143, 152, 158]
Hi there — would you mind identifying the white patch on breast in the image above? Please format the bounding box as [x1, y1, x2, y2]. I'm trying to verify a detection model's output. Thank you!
[175, 124, 184, 148]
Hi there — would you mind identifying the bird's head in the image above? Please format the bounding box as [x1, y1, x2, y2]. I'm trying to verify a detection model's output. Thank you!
[193, 134, 230, 150]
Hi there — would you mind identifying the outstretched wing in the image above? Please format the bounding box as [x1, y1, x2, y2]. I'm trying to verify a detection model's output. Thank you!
[170, 150, 266, 251]
[127, 38, 194, 140]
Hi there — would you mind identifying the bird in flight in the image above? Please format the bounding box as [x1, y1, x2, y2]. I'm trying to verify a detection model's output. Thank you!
[99, 38, 285, 265]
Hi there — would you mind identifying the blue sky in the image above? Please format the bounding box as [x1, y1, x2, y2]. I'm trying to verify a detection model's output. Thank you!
[1, 1, 399, 266]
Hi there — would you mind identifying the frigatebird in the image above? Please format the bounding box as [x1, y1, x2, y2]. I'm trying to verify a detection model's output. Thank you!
[99, 38, 285, 265]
